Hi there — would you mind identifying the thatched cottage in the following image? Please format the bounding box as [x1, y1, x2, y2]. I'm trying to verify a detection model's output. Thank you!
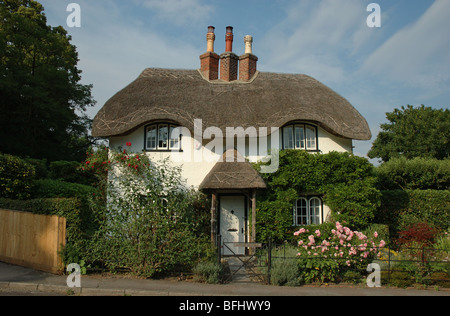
[92, 26, 371, 255]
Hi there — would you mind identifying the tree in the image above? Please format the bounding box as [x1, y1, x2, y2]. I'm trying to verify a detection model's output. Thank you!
[0, 0, 95, 161]
[368, 105, 449, 162]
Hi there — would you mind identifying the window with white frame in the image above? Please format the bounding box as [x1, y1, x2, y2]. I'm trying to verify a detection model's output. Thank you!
[283, 124, 318, 151]
[145, 123, 181, 151]
[293, 196, 323, 226]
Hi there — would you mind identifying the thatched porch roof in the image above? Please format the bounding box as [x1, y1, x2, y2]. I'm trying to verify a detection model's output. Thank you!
[199, 149, 267, 191]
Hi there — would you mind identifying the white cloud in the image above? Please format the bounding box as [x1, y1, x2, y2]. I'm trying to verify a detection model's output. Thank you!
[260, 0, 368, 84]
[361, 0, 450, 97]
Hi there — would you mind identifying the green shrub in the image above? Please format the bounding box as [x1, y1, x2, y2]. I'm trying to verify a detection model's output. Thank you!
[0, 153, 35, 199]
[49, 160, 95, 185]
[87, 149, 210, 278]
[31, 178, 97, 199]
[382, 269, 415, 288]
[342, 270, 364, 284]
[193, 261, 227, 284]
[22, 157, 48, 179]
[377, 190, 450, 236]
[375, 157, 450, 190]
[325, 179, 381, 230]
[426, 272, 450, 288]
[294, 222, 386, 284]
[270, 259, 302, 286]
[363, 223, 390, 246]
[404, 190, 450, 232]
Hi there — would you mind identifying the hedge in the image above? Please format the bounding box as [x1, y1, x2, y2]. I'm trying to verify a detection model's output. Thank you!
[31, 178, 97, 199]
[375, 157, 450, 190]
[376, 189, 450, 236]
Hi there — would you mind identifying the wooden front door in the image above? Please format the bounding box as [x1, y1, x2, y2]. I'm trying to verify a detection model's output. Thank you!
[220, 195, 246, 255]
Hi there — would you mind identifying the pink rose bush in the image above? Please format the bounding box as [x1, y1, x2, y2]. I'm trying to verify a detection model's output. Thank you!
[293, 222, 386, 283]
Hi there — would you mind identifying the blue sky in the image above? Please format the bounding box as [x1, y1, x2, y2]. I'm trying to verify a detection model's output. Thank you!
[39, 0, 450, 162]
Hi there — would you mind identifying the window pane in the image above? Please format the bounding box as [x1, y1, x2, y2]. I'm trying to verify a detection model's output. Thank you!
[294, 125, 305, 149]
[309, 197, 321, 225]
[296, 198, 308, 226]
[146, 126, 157, 149]
[283, 126, 294, 149]
[306, 126, 316, 150]
[158, 125, 168, 149]
[169, 126, 180, 149]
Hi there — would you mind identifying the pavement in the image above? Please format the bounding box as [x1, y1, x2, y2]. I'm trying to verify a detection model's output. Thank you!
[0, 261, 449, 297]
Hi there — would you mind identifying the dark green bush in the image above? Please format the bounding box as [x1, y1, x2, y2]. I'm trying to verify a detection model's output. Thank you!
[0, 153, 35, 199]
[49, 160, 95, 185]
[22, 157, 48, 179]
[426, 272, 450, 288]
[31, 178, 97, 199]
[382, 269, 415, 288]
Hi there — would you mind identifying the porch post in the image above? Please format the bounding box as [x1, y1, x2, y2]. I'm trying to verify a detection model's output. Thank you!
[211, 192, 217, 246]
[251, 189, 257, 243]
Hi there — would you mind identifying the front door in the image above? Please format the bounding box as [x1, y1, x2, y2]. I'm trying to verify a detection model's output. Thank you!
[220, 195, 246, 255]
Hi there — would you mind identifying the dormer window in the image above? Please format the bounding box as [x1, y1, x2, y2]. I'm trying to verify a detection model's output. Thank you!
[145, 123, 181, 151]
[282, 124, 318, 151]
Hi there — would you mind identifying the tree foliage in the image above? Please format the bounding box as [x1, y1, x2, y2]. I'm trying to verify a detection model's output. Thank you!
[0, 0, 95, 161]
[368, 105, 449, 162]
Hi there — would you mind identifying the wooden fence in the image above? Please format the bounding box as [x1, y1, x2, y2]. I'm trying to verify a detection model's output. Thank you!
[0, 209, 66, 274]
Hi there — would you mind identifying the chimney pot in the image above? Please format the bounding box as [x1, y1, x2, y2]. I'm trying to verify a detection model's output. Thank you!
[239, 35, 258, 81]
[206, 26, 216, 53]
[225, 26, 234, 52]
[220, 26, 238, 81]
[200, 26, 219, 81]
[244, 35, 253, 54]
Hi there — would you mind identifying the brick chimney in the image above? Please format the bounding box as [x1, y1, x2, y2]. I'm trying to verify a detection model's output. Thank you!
[220, 26, 239, 82]
[200, 26, 220, 81]
[239, 35, 258, 81]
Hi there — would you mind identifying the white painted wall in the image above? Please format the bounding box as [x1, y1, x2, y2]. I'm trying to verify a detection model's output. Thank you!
[109, 124, 353, 188]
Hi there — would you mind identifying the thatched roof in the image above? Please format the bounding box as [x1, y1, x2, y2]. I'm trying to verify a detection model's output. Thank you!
[199, 149, 267, 190]
[92, 68, 371, 140]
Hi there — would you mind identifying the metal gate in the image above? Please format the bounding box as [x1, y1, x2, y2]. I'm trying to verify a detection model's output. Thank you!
[217, 235, 269, 283]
